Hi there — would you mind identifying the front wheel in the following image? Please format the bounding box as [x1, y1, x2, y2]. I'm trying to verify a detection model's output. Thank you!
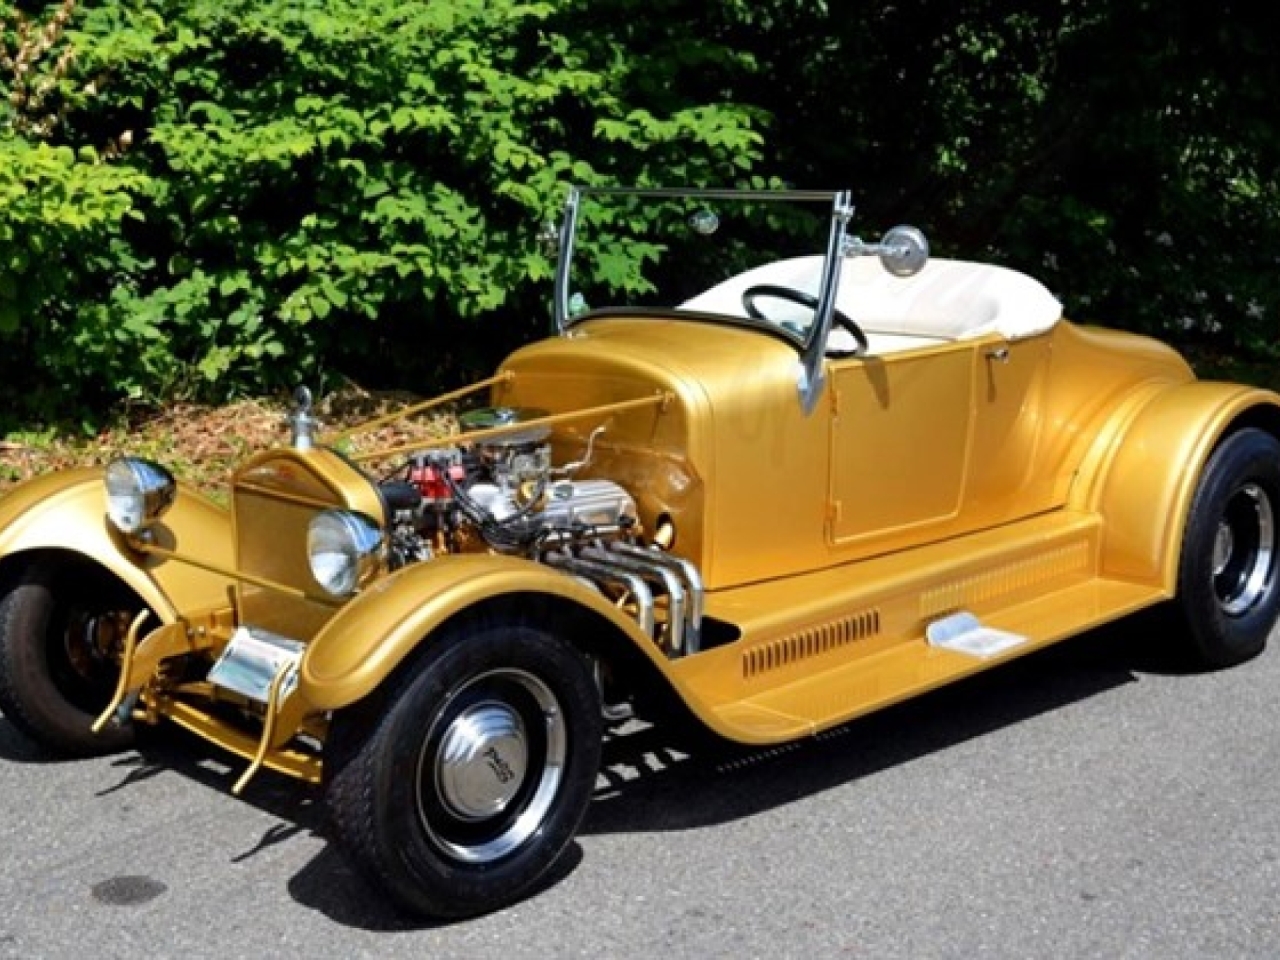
[1173, 428, 1280, 669]
[324, 616, 603, 919]
[0, 557, 142, 755]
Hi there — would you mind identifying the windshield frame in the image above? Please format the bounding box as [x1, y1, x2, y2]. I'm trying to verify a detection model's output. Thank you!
[552, 186, 854, 413]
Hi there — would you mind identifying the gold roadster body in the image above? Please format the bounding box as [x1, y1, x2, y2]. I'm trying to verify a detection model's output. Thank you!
[2, 187, 1278, 919]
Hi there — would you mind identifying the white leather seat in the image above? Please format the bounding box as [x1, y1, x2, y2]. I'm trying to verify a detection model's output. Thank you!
[680, 255, 1063, 350]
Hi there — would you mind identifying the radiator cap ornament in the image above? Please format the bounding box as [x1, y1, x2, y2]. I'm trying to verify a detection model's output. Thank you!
[289, 385, 317, 451]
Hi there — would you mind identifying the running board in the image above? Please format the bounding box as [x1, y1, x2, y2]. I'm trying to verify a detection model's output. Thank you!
[710, 577, 1163, 741]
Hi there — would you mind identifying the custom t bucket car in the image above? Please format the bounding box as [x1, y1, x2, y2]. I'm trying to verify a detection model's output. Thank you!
[1, 187, 1279, 918]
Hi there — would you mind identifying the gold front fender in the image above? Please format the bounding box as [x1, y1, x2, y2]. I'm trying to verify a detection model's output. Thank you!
[1076, 381, 1280, 590]
[0, 468, 236, 620]
[298, 553, 670, 710]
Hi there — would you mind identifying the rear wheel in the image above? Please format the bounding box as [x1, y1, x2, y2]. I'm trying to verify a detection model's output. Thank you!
[324, 616, 602, 919]
[1173, 428, 1280, 668]
[0, 557, 142, 754]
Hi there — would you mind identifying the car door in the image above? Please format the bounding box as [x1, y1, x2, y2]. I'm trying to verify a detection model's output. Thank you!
[826, 340, 978, 555]
[826, 330, 1060, 560]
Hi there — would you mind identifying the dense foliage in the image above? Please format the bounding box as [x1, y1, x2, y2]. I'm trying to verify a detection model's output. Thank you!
[731, 1, 1280, 352]
[1, 0, 1276, 428]
[0, 0, 766, 425]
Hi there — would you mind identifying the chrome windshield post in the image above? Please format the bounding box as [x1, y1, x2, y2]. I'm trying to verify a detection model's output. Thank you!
[552, 187, 582, 335]
[796, 190, 854, 415]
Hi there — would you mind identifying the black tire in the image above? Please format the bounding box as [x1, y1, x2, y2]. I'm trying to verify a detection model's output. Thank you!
[1173, 428, 1280, 669]
[324, 615, 603, 919]
[0, 557, 142, 755]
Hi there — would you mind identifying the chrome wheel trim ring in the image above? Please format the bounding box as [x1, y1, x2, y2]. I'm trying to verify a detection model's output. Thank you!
[1216, 482, 1276, 616]
[416, 668, 567, 865]
[1212, 524, 1234, 578]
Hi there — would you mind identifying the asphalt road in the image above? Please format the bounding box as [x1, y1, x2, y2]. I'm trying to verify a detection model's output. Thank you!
[3, 620, 1279, 960]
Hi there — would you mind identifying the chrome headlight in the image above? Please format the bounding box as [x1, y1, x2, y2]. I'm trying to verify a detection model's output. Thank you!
[104, 457, 176, 535]
[307, 509, 382, 597]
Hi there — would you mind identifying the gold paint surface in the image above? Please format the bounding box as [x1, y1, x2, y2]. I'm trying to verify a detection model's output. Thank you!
[3, 302, 1279, 766]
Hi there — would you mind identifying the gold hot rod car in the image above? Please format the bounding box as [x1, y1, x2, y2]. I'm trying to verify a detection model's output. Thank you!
[1, 186, 1279, 919]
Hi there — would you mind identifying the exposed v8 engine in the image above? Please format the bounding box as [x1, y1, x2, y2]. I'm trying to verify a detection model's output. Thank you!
[378, 406, 638, 566]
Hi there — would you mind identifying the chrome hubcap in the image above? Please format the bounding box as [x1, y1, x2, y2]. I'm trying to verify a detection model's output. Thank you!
[417, 669, 566, 865]
[1215, 482, 1275, 616]
[436, 702, 529, 821]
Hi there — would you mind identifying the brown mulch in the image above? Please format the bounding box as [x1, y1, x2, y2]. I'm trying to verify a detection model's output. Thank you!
[0, 385, 454, 501]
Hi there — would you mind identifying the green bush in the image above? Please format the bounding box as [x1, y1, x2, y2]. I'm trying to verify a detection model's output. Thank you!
[7, 0, 1276, 433]
[0, 138, 152, 420]
[728, 2, 1280, 357]
[0, 0, 768, 426]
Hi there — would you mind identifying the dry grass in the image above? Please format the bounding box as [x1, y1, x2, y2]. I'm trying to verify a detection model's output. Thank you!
[0, 385, 454, 501]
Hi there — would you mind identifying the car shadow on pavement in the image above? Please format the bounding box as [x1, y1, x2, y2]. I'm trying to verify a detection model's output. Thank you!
[0, 616, 1182, 931]
[123, 726, 325, 826]
[286, 838, 587, 931]
[283, 618, 1169, 929]
[292, 644, 1142, 935]
[91, 719, 573, 931]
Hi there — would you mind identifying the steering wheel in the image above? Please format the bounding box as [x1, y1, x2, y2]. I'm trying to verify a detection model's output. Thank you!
[741, 284, 868, 357]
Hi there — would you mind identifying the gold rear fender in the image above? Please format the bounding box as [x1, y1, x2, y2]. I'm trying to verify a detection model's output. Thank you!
[298, 553, 682, 711]
[1076, 382, 1280, 589]
[0, 468, 235, 620]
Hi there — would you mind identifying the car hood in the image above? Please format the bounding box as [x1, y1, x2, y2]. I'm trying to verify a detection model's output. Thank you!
[500, 313, 802, 404]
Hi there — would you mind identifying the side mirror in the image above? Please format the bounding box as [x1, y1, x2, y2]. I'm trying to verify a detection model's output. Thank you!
[843, 224, 930, 277]
[877, 225, 929, 277]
